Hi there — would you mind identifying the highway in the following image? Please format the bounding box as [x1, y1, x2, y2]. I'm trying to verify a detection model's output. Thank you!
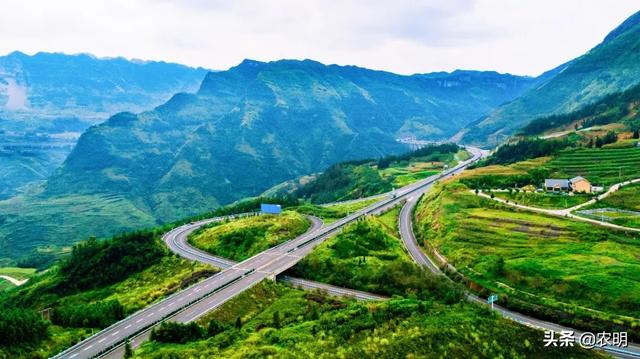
[53, 147, 482, 359]
[397, 175, 640, 359]
[163, 214, 387, 301]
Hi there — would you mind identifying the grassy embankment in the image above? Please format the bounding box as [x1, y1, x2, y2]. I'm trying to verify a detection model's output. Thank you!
[188, 211, 310, 261]
[414, 158, 640, 338]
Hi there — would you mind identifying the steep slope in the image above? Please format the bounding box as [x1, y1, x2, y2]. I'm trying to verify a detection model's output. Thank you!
[0, 52, 207, 198]
[1, 59, 535, 259]
[462, 10, 640, 146]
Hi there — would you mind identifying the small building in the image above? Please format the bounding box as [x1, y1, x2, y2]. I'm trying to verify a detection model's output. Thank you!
[569, 176, 592, 193]
[545, 179, 570, 192]
[544, 177, 592, 193]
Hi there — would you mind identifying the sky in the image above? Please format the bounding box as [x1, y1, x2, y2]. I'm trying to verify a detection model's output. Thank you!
[1, 0, 639, 76]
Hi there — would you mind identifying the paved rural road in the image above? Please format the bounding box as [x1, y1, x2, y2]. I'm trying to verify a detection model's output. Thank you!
[398, 182, 640, 358]
[53, 147, 483, 359]
[477, 178, 640, 233]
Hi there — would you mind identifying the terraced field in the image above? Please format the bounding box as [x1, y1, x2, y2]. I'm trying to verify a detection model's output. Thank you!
[415, 176, 640, 332]
[547, 147, 640, 185]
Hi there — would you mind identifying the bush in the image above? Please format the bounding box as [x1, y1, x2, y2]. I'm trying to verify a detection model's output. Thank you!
[150, 321, 205, 343]
[57, 231, 164, 293]
[51, 300, 124, 328]
[0, 308, 49, 345]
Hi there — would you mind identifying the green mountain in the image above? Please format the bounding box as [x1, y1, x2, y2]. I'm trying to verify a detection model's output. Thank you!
[1, 59, 535, 260]
[461, 10, 640, 146]
[0, 51, 207, 199]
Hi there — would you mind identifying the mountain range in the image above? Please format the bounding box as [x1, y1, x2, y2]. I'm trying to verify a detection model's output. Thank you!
[461, 10, 640, 146]
[0, 59, 535, 260]
[0, 51, 207, 199]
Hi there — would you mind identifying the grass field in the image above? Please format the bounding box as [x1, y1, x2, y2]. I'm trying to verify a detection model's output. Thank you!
[293, 197, 380, 224]
[547, 147, 640, 185]
[415, 167, 640, 328]
[493, 191, 593, 209]
[581, 183, 640, 228]
[132, 283, 599, 358]
[188, 211, 310, 261]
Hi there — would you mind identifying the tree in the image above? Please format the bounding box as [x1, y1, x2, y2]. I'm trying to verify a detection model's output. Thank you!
[124, 341, 133, 358]
[207, 319, 224, 337]
[235, 316, 243, 329]
[273, 310, 281, 329]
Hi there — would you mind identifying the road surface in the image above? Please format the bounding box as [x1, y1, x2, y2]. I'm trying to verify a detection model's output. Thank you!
[53, 147, 483, 359]
[397, 182, 640, 358]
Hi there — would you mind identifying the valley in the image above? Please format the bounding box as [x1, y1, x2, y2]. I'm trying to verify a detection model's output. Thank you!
[2, 6, 640, 359]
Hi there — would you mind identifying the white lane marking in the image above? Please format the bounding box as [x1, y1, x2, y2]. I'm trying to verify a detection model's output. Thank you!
[168, 301, 175, 305]
[83, 345, 93, 351]
[136, 318, 143, 323]
[147, 312, 155, 317]
[194, 288, 201, 292]
[69, 354, 78, 358]
[98, 338, 106, 343]
[111, 331, 120, 336]
[125, 324, 132, 329]
[187, 293, 192, 296]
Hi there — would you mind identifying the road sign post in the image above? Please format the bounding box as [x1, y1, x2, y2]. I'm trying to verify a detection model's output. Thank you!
[488, 294, 499, 310]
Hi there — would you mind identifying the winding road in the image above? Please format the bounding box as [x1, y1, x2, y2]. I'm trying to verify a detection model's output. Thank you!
[53, 147, 483, 359]
[397, 181, 640, 358]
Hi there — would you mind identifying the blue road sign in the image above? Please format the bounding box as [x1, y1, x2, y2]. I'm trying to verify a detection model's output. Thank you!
[261, 203, 282, 214]
[488, 294, 499, 303]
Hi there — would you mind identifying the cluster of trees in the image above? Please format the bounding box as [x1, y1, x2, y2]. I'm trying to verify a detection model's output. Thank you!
[589, 131, 618, 148]
[56, 230, 164, 293]
[190, 195, 300, 222]
[480, 137, 571, 166]
[377, 143, 459, 169]
[0, 308, 49, 346]
[295, 163, 391, 204]
[150, 319, 227, 344]
[292, 221, 464, 303]
[296, 143, 459, 204]
[460, 168, 549, 190]
[520, 83, 640, 136]
[51, 300, 124, 328]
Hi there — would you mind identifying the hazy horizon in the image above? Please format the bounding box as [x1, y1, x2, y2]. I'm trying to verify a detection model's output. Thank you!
[1, 1, 639, 76]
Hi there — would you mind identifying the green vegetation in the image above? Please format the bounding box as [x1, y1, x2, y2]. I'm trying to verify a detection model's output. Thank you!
[478, 137, 571, 166]
[189, 211, 310, 261]
[132, 282, 598, 358]
[0, 266, 36, 279]
[581, 183, 640, 228]
[290, 214, 463, 302]
[463, 10, 640, 145]
[547, 147, 640, 185]
[0, 307, 49, 346]
[293, 197, 380, 224]
[296, 144, 461, 203]
[493, 191, 593, 209]
[3, 60, 535, 262]
[415, 163, 640, 338]
[520, 82, 640, 136]
[0, 230, 214, 358]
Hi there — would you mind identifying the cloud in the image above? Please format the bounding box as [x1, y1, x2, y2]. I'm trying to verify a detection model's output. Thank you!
[0, 0, 638, 75]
